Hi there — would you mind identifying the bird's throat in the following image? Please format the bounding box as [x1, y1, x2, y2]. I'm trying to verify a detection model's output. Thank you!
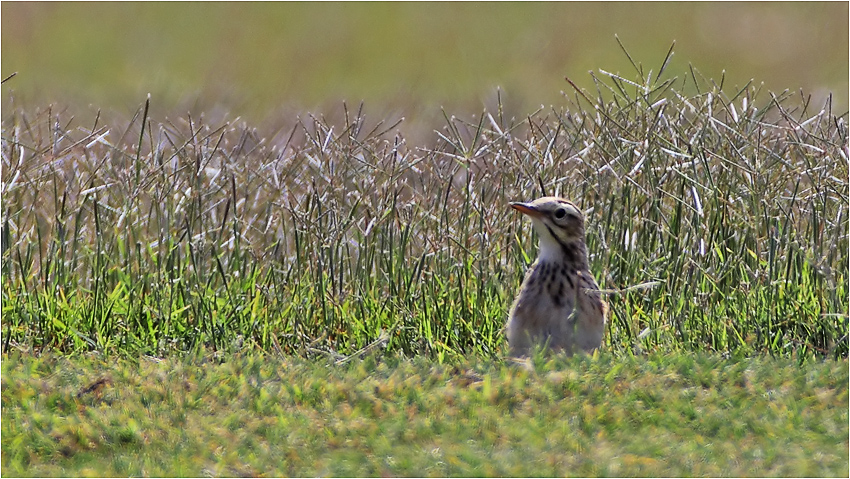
[538, 225, 588, 268]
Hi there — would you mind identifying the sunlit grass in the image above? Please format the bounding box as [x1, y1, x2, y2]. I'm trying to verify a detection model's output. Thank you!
[2, 55, 847, 361]
[2, 45, 848, 476]
[2, 351, 847, 476]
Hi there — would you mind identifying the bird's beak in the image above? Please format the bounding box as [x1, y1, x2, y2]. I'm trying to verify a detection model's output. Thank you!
[510, 202, 543, 218]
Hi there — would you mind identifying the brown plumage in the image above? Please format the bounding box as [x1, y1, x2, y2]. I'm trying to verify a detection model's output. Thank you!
[506, 196, 608, 356]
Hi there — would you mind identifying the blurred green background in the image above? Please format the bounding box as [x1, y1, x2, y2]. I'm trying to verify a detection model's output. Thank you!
[2, 2, 848, 123]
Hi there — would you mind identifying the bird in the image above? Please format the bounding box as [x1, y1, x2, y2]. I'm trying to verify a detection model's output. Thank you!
[505, 196, 608, 357]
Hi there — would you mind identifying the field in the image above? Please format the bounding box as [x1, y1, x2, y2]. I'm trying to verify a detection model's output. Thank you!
[3, 59, 847, 360]
[2, 3, 849, 476]
[2, 352, 847, 476]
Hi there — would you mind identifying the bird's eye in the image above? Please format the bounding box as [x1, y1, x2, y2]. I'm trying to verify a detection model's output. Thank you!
[553, 208, 567, 219]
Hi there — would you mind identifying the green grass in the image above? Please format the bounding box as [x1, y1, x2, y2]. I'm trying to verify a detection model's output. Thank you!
[2, 351, 847, 476]
[2, 53, 847, 361]
[2, 43, 848, 476]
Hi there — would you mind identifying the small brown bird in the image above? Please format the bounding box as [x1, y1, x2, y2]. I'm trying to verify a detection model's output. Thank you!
[506, 197, 607, 356]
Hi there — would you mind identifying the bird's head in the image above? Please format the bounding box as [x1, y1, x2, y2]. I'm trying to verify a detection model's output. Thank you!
[510, 196, 586, 263]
